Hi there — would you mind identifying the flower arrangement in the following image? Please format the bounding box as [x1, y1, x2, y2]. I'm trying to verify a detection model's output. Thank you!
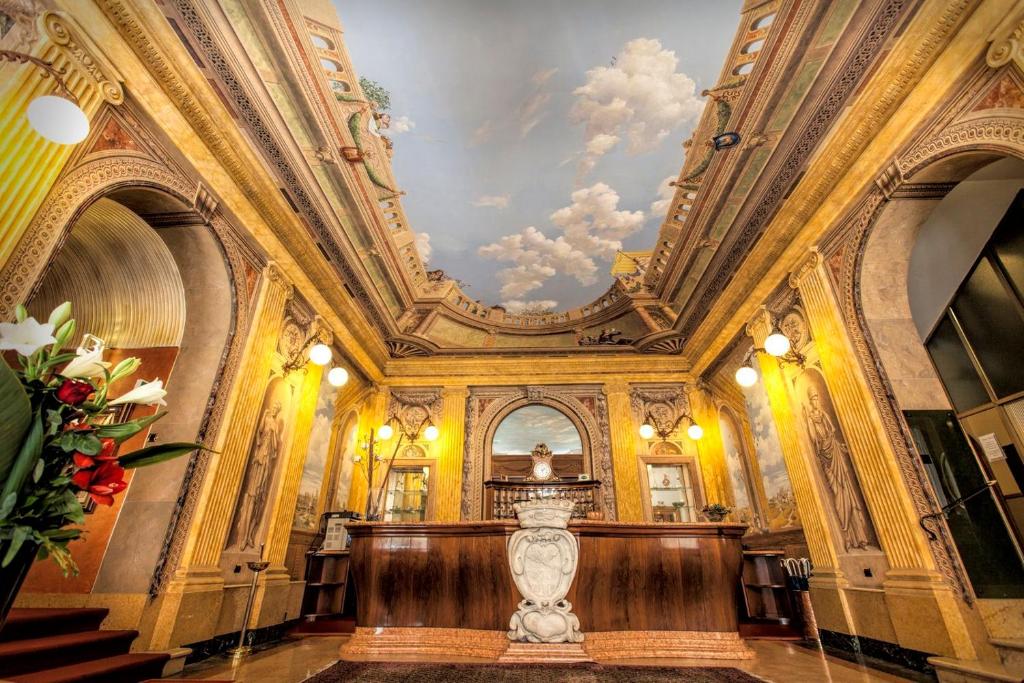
[0, 302, 200, 574]
[701, 503, 732, 522]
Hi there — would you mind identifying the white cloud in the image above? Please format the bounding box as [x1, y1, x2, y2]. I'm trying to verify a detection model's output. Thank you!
[550, 182, 645, 260]
[415, 231, 432, 263]
[518, 67, 558, 138]
[471, 120, 494, 146]
[650, 175, 676, 217]
[473, 194, 511, 209]
[479, 182, 641, 300]
[518, 91, 551, 138]
[570, 38, 703, 178]
[389, 115, 415, 134]
[502, 299, 559, 314]
[532, 67, 559, 86]
[479, 226, 597, 299]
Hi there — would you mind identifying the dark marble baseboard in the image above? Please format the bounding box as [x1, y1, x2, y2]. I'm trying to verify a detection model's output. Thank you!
[183, 619, 300, 664]
[814, 629, 936, 681]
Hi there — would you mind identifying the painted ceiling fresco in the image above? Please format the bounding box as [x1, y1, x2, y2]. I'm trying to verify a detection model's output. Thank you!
[336, 0, 741, 312]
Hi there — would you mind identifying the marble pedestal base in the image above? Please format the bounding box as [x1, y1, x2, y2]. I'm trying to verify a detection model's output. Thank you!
[499, 642, 594, 664]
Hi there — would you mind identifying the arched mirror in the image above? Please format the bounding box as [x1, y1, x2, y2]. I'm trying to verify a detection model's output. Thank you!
[490, 404, 584, 479]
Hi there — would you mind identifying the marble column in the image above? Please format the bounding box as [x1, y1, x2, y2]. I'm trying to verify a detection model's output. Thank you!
[603, 382, 644, 521]
[435, 386, 469, 521]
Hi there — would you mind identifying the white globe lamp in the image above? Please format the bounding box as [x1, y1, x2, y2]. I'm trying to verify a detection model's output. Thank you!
[687, 423, 704, 441]
[735, 365, 758, 388]
[308, 343, 332, 366]
[638, 423, 656, 440]
[27, 95, 89, 145]
[764, 332, 791, 357]
[327, 367, 349, 387]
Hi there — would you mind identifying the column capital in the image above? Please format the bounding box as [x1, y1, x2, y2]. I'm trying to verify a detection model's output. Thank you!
[788, 248, 823, 290]
[745, 306, 773, 344]
[987, 7, 1024, 69]
[309, 315, 334, 346]
[602, 381, 632, 396]
[441, 385, 470, 399]
[264, 261, 294, 299]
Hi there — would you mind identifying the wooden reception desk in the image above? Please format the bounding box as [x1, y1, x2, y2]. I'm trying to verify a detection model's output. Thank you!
[340, 520, 753, 661]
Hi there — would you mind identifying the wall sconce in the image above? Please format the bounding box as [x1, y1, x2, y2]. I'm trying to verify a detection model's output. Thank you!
[1, 49, 89, 144]
[639, 410, 703, 442]
[281, 335, 349, 387]
[355, 413, 439, 520]
[734, 324, 805, 387]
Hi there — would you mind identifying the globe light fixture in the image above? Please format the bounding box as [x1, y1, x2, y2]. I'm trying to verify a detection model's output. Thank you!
[27, 95, 89, 145]
[764, 331, 791, 357]
[327, 366, 349, 387]
[638, 423, 656, 440]
[376, 424, 394, 440]
[687, 423, 704, 440]
[423, 424, 439, 442]
[735, 365, 758, 388]
[308, 343, 332, 366]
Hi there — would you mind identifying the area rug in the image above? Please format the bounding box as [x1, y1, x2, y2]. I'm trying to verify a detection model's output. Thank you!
[305, 662, 766, 682]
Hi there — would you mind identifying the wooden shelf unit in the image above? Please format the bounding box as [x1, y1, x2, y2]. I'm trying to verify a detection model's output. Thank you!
[739, 549, 798, 626]
[300, 550, 350, 622]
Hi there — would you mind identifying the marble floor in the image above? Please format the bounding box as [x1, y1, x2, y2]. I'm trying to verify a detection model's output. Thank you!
[178, 637, 922, 683]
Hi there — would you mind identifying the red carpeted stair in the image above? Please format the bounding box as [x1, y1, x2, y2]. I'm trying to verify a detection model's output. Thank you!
[0, 607, 169, 683]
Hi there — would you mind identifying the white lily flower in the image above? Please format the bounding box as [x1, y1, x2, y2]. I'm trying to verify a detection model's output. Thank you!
[62, 344, 111, 379]
[0, 317, 57, 356]
[109, 378, 167, 407]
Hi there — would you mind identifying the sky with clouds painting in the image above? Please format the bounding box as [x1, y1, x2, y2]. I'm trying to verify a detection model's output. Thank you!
[334, 0, 742, 311]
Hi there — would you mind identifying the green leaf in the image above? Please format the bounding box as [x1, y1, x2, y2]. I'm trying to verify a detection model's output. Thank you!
[2, 526, 28, 567]
[0, 411, 43, 503]
[0, 492, 15, 520]
[95, 411, 166, 443]
[32, 458, 43, 483]
[14, 305, 27, 323]
[0, 361, 32, 485]
[55, 431, 101, 455]
[118, 442, 201, 469]
[47, 302, 71, 328]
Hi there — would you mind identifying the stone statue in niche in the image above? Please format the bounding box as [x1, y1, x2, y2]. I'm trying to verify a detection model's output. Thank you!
[233, 400, 285, 551]
[802, 384, 872, 551]
[507, 499, 583, 644]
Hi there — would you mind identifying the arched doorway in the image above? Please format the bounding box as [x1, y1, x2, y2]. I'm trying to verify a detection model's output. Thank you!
[21, 188, 235, 598]
[858, 153, 1024, 599]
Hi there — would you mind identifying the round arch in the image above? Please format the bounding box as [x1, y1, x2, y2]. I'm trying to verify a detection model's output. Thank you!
[485, 401, 589, 480]
[836, 106, 1024, 599]
[5, 149, 251, 598]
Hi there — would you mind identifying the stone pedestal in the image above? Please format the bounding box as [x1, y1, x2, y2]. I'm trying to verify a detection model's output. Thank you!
[506, 499, 584, 645]
[499, 642, 593, 664]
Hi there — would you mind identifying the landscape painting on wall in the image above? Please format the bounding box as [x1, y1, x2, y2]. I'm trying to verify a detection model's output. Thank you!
[718, 409, 756, 526]
[293, 373, 338, 531]
[741, 366, 800, 531]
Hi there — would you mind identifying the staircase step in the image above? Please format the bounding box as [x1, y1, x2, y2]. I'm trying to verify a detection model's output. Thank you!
[0, 629, 138, 676]
[0, 608, 109, 642]
[929, 656, 1022, 683]
[991, 638, 1024, 677]
[7, 652, 170, 683]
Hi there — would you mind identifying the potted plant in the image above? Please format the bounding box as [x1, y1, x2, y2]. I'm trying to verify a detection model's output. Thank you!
[701, 503, 732, 522]
[0, 302, 201, 628]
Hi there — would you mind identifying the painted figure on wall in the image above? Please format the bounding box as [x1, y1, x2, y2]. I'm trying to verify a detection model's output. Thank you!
[235, 401, 284, 550]
[292, 373, 340, 531]
[797, 371, 876, 551]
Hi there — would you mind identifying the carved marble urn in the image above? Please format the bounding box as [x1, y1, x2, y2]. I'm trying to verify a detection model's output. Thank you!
[506, 499, 583, 644]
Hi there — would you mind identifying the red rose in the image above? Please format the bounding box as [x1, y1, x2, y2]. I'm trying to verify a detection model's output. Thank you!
[72, 437, 117, 469]
[71, 460, 128, 506]
[55, 379, 93, 406]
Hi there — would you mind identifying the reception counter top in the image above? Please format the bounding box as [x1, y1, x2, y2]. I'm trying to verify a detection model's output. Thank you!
[341, 520, 753, 661]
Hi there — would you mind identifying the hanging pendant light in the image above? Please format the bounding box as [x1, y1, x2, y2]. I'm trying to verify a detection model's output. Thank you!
[1, 50, 89, 145]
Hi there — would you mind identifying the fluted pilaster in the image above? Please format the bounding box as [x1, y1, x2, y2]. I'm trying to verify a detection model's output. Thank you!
[603, 382, 644, 521]
[346, 386, 387, 515]
[434, 386, 469, 520]
[687, 386, 729, 507]
[790, 251, 933, 571]
[0, 12, 124, 271]
[183, 262, 293, 569]
[746, 308, 838, 569]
